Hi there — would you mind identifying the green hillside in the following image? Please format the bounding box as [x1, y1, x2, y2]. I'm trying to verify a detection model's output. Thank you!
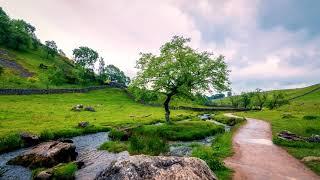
[0, 46, 94, 89]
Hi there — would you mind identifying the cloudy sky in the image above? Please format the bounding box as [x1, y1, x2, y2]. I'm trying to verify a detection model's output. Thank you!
[1, 0, 319, 93]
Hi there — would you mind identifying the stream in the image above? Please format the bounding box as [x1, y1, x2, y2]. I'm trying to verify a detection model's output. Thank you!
[0, 132, 109, 180]
[0, 117, 230, 180]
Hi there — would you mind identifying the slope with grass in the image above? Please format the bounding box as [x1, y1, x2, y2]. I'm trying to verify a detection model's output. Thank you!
[237, 87, 320, 175]
[0, 46, 87, 89]
[0, 88, 197, 152]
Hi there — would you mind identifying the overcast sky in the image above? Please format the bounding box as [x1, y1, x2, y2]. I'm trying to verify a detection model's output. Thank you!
[1, 0, 319, 93]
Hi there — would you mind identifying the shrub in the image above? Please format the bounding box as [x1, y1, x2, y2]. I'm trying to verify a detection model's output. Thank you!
[303, 115, 319, 120]
[128, 135, 168, 156]
[99, 141, 128, 153]
[192, 146, 225, 171]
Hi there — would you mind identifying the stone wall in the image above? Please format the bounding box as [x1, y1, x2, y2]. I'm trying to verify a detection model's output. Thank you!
[0, 82, 126, 95]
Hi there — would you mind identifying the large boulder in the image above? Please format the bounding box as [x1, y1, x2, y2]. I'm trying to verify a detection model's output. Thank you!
[96, 155, 217, 180]
[7, 141, 77, 168]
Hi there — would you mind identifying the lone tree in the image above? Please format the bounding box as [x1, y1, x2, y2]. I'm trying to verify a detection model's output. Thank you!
[133, 36, 230, 123]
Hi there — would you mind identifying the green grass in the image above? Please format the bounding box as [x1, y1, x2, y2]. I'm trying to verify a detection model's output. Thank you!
[33, 162, 78, 180]
[213, 114, 245, 126]
[236, 89, 320, 175]
[133, 121, 225, 141]
[0, 88, 195, 152]
[98, 141, 128, 153]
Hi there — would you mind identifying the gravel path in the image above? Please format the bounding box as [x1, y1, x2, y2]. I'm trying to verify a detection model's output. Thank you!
[224, 114, 319, 180]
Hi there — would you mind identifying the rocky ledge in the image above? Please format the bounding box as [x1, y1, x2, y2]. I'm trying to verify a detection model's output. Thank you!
[7, 140, 77, 168]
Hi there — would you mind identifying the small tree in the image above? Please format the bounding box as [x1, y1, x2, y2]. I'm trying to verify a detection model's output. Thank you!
[133, 36, 230, 123]
[267, 92, 288, 109]
[73, 46, 98, 69]
[45, 40, 58, 59]
[97, 57, 107, 83]
[254, 88, 268, 110]
[240, 92, 253, 109]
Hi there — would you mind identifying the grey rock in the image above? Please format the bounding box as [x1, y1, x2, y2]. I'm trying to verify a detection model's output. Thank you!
[84, 106, 96, 112]
[307, 135, 320, 143]
[96, 155, 217, 180]
[278, 130, 305, 141]
[78, 121, 89, 128]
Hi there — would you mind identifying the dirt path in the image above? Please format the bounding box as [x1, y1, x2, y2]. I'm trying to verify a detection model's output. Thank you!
[224, 113, 319, 180]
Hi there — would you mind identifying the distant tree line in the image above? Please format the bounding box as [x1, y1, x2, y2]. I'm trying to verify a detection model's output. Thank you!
[0, 7, 130, 87]
[228, 88, 289, 110]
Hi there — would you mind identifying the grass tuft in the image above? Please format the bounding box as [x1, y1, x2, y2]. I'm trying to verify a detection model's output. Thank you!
[99, 141, 128, 153]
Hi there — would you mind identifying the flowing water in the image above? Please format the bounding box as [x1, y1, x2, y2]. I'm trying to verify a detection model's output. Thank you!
[0, 132, 109, 180]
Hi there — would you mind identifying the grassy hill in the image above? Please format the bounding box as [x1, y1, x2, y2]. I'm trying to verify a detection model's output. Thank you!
[237, 85, 320, 174]
[0, 46, 92, 89]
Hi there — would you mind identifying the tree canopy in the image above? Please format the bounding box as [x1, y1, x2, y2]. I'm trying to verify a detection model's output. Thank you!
[45, 40, 58, 58]
[105, 64, 130, 85]
[73, 46, 99, 69]
[133, 36, 230, 122]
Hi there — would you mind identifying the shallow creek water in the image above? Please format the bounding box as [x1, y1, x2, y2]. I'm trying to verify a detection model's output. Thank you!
[0, 132, 109, 180]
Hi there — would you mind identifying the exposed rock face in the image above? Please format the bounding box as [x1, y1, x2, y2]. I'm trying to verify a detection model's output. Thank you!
[278, 130, 305, 141]
[84, 106, 96, 112]
[96, 155, 217, 180]
[20, 132, 40, 147]
[7, 141, 77, 168]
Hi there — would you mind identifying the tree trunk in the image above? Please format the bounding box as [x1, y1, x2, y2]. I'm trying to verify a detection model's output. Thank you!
[164, 94, 173, 124]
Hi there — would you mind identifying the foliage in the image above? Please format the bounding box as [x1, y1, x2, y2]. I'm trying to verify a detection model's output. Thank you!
[105, 64, 130, 85]
[133, 36, 230, 122]
[229, 94, 240, 108]
[99, 141, 128, 153]
[240, 92, 253, 109]
[45, 40, 58, 58]
[253, 88, 268, 110]
[128, 134, 168, 156]
[267, 92, 289, 109]
[128, 86, 159, 103]
[73, 46, 99, 69]
[47, 67, 66, 85]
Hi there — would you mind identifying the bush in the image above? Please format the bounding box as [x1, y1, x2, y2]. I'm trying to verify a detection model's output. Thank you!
[303, 115, 319, 120]
[128, 135, 168, 156]
[192, 146, 225, 171]
[0, 133, 22, 153]
[99, 141, 128, 153]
